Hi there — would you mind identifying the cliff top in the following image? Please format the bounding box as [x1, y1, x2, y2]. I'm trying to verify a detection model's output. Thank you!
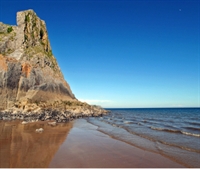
[0, 9, 62, 77]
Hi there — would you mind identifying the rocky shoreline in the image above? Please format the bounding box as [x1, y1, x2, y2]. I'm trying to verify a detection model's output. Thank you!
[0, 100, 109, 123]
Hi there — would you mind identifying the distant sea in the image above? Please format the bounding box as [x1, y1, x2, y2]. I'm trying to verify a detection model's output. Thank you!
[87, 108, 200, 167]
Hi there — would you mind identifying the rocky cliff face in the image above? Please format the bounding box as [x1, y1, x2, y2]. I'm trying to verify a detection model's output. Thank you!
[0, 9, 76, 110]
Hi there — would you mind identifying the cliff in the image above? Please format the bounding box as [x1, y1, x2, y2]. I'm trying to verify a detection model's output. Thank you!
[0, 9, 76, 109]
[0, 9, 108, 121]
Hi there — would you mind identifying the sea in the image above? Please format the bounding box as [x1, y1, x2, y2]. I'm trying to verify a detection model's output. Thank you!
[87, 108, 200, 168]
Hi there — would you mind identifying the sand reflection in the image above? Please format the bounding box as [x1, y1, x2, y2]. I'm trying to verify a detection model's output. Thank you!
[0, 120, 73, 168]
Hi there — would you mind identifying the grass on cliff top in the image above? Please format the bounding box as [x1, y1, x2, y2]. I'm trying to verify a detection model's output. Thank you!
[7, 27, 13, 33]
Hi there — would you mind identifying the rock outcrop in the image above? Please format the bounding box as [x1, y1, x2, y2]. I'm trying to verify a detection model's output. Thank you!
[0, 9, 108, 121]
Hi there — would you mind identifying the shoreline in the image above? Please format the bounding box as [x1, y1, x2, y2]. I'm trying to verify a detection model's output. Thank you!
[49, 119, 184, 168]
[87, 117, 195, 168]
[0, 118, 185, 168]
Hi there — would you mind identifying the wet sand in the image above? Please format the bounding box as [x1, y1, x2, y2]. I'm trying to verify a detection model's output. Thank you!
[49, 119, 184, 168]
[0, 120, 73, 168]
[0, 119, 185, 168]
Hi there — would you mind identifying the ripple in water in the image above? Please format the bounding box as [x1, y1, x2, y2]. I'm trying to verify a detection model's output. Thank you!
[88, 108, 200, 167]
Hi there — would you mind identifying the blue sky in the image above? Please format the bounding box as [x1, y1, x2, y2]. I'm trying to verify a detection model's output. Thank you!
[0, 0, 199, 108]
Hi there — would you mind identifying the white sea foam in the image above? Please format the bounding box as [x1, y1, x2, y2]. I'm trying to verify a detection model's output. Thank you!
[123, 121, 132, 124]
[181, 131, 200, 137]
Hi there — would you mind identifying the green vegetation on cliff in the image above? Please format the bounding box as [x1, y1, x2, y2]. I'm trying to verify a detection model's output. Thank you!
[7, 26, 13, 33]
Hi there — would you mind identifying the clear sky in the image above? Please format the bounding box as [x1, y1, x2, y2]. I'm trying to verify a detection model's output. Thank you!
[0, 0, 199, 108]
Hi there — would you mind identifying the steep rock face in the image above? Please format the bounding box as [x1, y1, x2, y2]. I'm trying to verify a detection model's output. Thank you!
[0, 9, 76, 110]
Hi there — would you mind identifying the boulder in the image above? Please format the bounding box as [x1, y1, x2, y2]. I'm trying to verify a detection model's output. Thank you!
[48, 121, 56, 126]
[36, 128, 43, 132]
[22, 121, 28, 124]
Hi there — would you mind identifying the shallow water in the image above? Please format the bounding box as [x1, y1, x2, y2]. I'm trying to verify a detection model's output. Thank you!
[87, 108, 200, 167]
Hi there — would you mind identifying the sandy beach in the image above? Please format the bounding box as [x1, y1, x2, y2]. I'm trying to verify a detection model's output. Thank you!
[0, 118, 185, 168]
[50, 119, 185, 168]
